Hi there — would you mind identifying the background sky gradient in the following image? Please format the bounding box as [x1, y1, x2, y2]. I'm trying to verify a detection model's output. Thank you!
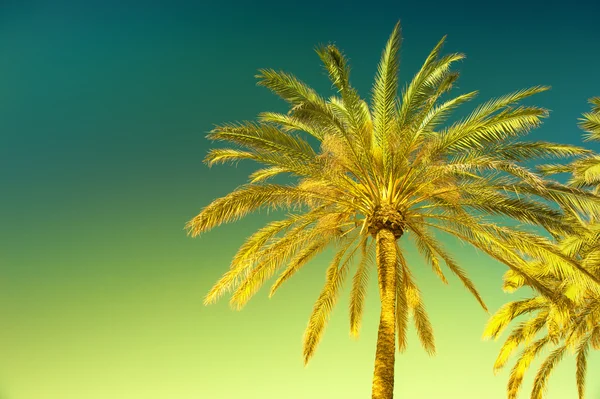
[2, 1, 600, 398]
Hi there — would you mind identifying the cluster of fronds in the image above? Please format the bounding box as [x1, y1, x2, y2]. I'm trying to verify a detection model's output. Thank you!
[187, 22, 600, 368]
[539, 98, 600, 191]
[484, 99, 600, 399]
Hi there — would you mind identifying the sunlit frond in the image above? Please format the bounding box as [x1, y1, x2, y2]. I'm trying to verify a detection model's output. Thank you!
[408, 221, 488, 311]
[269, 238, 330, 297]
[530, 345, 568, 399]
[303, 236, 362, 364]
[502, 269, 526, 293]
[186, 184, 332, 237]
[507, 336, 552, 399]
[371, 21, 401, 178]
[349, 238, 374, 337]
[575, 330, 594, 399]
[580, 97, 600, 141]
[396, 249, 409, 353]
[399, 246, 435, 355]
[492, 311, 550, 373]
[230, 220, 342, 309]
[483, 297, 548, 340]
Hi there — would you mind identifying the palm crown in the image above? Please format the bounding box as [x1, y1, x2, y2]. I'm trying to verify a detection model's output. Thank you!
[187, 23, 597, 398]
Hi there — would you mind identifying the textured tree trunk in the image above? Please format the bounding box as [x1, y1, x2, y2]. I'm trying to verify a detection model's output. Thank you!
[371, 228, 397, 399]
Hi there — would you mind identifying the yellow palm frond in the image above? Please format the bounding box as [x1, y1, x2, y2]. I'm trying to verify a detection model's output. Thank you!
[399, 247, 435, 355]
[483, 297, 548, 340]
[580, 97, 600, 141]
[530, 345, 568, 399]
[371, 21, 401, 179]
[396, 249, 409, 352]
[507, 336, 551, 399]
[303, 236, 362, 364]
[349, 238, 375, 338]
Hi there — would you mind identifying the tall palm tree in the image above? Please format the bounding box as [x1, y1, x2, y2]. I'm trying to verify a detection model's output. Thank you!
[484, 98, 600, 399]
[187, 23, 595, 399]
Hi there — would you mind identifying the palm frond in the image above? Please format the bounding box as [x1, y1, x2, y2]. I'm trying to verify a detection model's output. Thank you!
[203, 211, 325, 305]
[418, 91, 478, 133]
[492, 311, 550, 373]
[207, 121, 316, 159]
[396, 249, 410, 352]
[580, 101, 600, 141]
[371, 21, 401, 178]
[483, 297, 547, 340]
[399, 247, 435, 355]
[269, 238, 331, 297]
[507, 336, 552, 399]
[502, 269, 526, 293]
[575, 330, 593, 399]
[303, 236, 362, 364]
[256, 68, 322, 105]
[258, 112, 326, 140]
[230, 221, 342, 309]
[530, 345, 568, 399]
[349, 237, 374, 337]
[186, 184, 320, 237]
[408, 221, 488, 311]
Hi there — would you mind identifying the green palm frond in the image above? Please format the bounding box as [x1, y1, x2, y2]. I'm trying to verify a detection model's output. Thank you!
[408, 225, 448, 285]
[438, 104, 549, 156]
[418, 90, 478, 133]
[483, 141, 592, 162]
[397, 35, 450, 127]
[207, 121, 316, 158]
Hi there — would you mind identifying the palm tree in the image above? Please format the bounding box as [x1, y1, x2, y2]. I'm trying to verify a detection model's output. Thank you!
[484, 98, 600, 399]
[187, 23, 595, 399]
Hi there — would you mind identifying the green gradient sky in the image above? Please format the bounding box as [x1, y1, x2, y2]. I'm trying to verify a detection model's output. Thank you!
[2, 1, 600, 398]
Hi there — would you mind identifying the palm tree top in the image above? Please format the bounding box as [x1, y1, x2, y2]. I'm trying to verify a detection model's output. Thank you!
[187, 22, 600, 369]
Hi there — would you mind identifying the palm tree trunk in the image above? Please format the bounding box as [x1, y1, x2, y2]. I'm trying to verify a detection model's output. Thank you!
[371, 228, 397, 399]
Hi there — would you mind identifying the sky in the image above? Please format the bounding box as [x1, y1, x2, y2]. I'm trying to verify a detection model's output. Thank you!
[1, 1, 600, 398]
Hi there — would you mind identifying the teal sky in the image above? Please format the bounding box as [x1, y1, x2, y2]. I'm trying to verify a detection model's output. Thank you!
[1, 1, 600, 398]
